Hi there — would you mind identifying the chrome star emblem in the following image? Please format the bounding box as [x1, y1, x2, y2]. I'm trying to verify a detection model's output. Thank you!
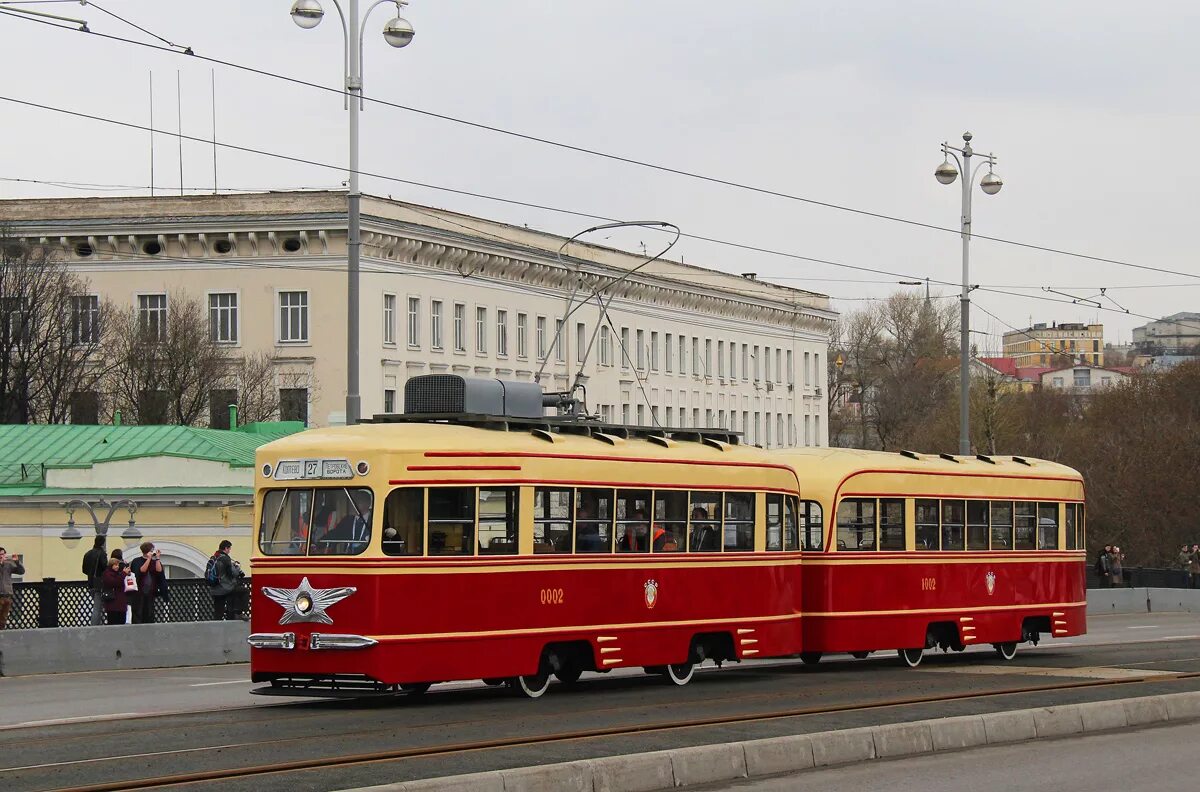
[262, 576, 356, 625]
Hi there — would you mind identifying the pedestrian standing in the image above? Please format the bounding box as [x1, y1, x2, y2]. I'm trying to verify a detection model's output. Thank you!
[129, 542, 169, 624]
[1095, 544, 1112, 588]
[209, 540, 246, 620]
[82, 536, 108, 626]
[0, 547, 25, 629]
[1189, 544, 1200, 590]
[100, 549, 130, 625]
[1109, 545, 1125, 587]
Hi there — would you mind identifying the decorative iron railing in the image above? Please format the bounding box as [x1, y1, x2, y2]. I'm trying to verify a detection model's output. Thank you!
[3, 577, 251, 630]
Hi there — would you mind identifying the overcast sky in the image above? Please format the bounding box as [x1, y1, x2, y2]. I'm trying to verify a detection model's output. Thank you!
[2, 0, 1198, 349]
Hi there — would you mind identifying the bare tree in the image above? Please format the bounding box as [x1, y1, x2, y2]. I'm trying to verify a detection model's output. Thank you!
[230, 352, 318, 425]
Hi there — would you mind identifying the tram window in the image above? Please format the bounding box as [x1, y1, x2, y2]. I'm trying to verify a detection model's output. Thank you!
[653, 490, 687, 552]
[836, 498, 875, 551]
[799, 499, 822, 551]
[724, 492, 755, 551]
[1078, 504, 1087, 550]
[990, 501, 1014, 550]
[941, 500, 965, 551]
[915, 499, 939, 551]
[967, 500, 989, 551]
[1014, 502, 1036, 550]
[879, 499, 905, 551]
[428, 487, 475, 556]
[534, 487, 572, 554]
[766, 494, 784, 551]
[688, 492, 723, 552]
[616, 489, 652, 552]
[576, 488, 614, 553]
[1037, 502, 1059, 550]
[259, 488, 307, 556]
[308, 488, 373, 556]
[1065, 503, 1077, 550]
[478, 488, 519, 555]
[382, 487, 424, 556]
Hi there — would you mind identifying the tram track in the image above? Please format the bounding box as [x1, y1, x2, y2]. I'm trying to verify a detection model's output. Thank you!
[31, 670, 1200, 792]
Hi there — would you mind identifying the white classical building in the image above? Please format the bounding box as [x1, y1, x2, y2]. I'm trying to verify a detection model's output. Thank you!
[1, 191, 835, 447]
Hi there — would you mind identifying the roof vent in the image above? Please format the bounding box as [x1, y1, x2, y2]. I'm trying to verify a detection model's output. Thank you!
[899, 450, 921, 460]
[403, 374, 546, 419]
[938, 453, 961, 463]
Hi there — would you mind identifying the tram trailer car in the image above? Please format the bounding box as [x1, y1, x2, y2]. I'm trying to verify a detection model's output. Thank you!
[249, 378, 806, 697]
[783, 447, 1087, 667]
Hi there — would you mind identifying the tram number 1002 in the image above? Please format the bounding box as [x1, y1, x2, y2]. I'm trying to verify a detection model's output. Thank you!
[920, 577, 937, 591]
[539, 588, 565, 605]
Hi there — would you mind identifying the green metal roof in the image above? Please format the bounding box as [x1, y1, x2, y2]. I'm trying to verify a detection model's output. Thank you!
[0, 423, 304, 488]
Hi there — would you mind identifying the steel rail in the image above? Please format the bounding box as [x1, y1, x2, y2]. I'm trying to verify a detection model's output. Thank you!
[42, 671, 1200, 792]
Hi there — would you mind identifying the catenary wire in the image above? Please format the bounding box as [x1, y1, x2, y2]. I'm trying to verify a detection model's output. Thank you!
[2, 8, 1199, 283]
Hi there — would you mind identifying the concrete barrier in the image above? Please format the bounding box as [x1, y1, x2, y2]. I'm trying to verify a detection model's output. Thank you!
[0, 621, 249, 676]
[1086, 587, 1149, 614]
[339, 691, 1200, 792]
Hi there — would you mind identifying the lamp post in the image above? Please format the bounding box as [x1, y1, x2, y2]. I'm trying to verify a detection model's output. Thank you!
[62, 498, 139, 543]
[934, 132, 1003, 456]
[289, 0, 416, 426]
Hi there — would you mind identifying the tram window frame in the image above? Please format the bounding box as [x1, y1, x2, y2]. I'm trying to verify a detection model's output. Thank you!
[615, 489, 653, 553]
[652, 490, 688, 552]
[940, 499, 965, 551]
[1014, 501, 1037, 550]
[1037, 502, 1059, 550]
[836, 498, 876, 552]
[879, 499, 905, 551]
[915, 499, 940, 551]
[260, 487, 375, 557]
[799, 499, 822, 551]
[381, 487, 424, 556]
[990, 501, 1014, 550]
[478, 487, 519, 555]
[1065, 502, 1078, 550]
[967, 500, 990, 551]
[723, 492, 755, 552]
[1078, 504, 1087, 550]
[766, 493, 784, 551]
[533, 487, 573, 554]
[575, 488, 614, 553]
[427, 487, 476, 556]
[688, 491, 723, 552]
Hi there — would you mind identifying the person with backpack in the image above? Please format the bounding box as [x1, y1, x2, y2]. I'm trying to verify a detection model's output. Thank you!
[82, 536, 108, 626]
[208, 540, 245, 620]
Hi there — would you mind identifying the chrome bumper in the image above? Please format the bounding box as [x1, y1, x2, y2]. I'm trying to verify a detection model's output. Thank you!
[247, 632, 377, 650]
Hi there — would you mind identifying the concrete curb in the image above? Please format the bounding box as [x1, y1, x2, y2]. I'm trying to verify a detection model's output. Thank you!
[339, 690, 1200, 792]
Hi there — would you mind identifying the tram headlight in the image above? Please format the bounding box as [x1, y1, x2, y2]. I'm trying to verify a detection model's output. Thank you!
[295, 593, 314, 615]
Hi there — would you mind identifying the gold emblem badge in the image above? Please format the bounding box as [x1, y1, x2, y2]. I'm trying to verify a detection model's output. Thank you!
[644, 579, 659, 609]
[985, 571, 996, 596]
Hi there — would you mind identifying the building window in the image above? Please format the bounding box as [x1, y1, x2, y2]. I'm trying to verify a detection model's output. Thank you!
[651, 331, 660, 371]
[742, 344, 749, 380]
[138, 293, 168, 342]
[206, 293, 238, 344]
[497, 310, 509, 357]
[636, 329, 645, 369]
[776, 348, 783, 382]
[70, 391, 100, 424]
[621, 327, 630, 368]
[665, 333, 674, 372]
[679, 335, 687, 375]
[516, 313, 528, 358]
[536, 316, 547, 360]
[383, 388, 396, 413]
[475, 307, 487, 354]
[453, 303, 466, 352]
[71, 295, 100, 345]
[730, 341, 737, 380]
[599, 325, 611, 366]
[804, 415, 811, 446]
[814, 353, 821, 387]
[431, 300, 443, 350]
[1074, 368, 1091, 388]
[787, 350, 794, 385]
[279, 387, 308, 425]
[764, 346, 771, 382]
[278, 291, 308, 343]
[555, 319, 565, 362]
[753, 345, 760, 380]
[704, 339, 712, 377]
[407, 297, 420, 347]
[692, 337, 700, 376]
[209, 389, 238, 429]
[577, 322, 586, 362]
[383, 294, 396, 345]
[717, 340, 725, 377]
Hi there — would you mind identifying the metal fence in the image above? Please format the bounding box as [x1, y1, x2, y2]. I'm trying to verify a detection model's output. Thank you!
[3, 577, 252, 630]
[1086, 567, 1196, 589]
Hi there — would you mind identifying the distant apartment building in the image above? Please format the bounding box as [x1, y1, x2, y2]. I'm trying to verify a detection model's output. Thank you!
[1131, 312, 1200, 355]
[1002, 322, 1104, 367]
[1039, 364, 1130, 395]
[0, 191, 836, 448]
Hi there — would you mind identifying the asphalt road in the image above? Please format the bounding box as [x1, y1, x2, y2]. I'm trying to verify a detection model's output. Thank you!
[3, 613, 1200, 792]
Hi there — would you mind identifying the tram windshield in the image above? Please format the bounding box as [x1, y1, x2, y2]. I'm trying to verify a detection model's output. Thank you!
[259, 487, 374, 556]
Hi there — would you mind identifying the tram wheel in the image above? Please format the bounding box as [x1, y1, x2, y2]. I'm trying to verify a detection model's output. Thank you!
[400, 683, 431, 695]
[482, 677, 506, 687]
[851, 651, 870, 659]
[666, 662, 695, 686]
[898, 648, 924, 668]
[513, 672, 551, 699]
[799, 652, 822, 665]
[554, 667, 583, 685]
[994, 641, 1018, 661]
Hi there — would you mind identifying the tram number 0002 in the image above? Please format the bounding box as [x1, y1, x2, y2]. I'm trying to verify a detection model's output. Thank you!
[540, 588, 565, 605]
[920, 578, 937, 591]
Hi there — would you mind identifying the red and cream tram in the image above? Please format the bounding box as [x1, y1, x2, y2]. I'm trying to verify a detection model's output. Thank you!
[248, 376, 1086, 696]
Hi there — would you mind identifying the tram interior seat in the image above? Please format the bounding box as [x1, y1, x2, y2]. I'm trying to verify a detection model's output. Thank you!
[483, 538, 516, 554]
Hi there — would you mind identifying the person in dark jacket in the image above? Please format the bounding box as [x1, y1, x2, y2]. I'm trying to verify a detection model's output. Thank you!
[129, 541, 169, 623]
[0, 546, 25, 630]
[211, 540, 246, 620]
[100, 549, 130, 625]
[82, 536, 108, 626]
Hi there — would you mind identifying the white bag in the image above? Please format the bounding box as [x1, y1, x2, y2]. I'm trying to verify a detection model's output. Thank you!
[124, 572, 138, 593]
